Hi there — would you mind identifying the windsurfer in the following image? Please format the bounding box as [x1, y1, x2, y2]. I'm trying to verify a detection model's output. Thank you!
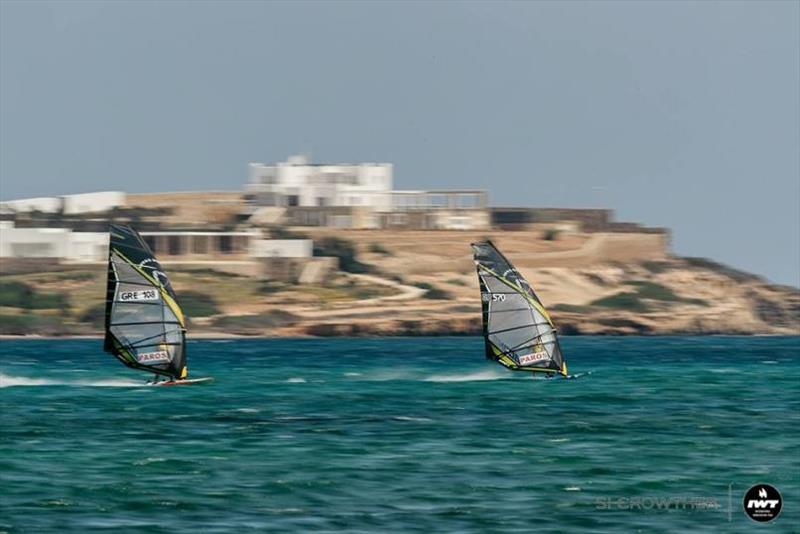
[472, 240, 569, 379]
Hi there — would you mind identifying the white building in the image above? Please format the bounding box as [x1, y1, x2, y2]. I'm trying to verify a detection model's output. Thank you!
[250, 239, 313, 258]
[389, 190, 487, 211]
[247, 155, 393, 210]
[245, 155, 490, 230]
[0, 197, 62, 214]
[0, 223, 313, 263]
[0, 223, 107, 262]
[0, 191, 125, 215]
[63, 191, 126, 214]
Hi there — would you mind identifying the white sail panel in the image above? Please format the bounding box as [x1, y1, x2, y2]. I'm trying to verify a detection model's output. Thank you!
[472, 240, 566, 375]
[104, 224, 187, 379]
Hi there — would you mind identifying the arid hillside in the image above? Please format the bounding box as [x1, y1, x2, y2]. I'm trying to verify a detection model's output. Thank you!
[1, 227, 797, 336]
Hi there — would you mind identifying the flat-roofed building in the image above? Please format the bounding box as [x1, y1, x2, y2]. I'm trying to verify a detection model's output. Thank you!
[140, 231, 259, 259]
[247, 155, 393, 211]
[0, 197, 63, 214]
[246, 156, 491, 230]
[0, 223, 313, 266]
[0, 223, 107, 262]
[390, 190, 487, 211]
[0, 192, 126, 216]
[62, 192, 126, 214]
[377, 190, 490, 230]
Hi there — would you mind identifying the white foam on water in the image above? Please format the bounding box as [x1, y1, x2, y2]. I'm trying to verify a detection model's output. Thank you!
[344, 372, 362, 377]
[361, 369, 419, 381]
[0, 373, 56, 387]
[424, 369, 512, 382]
[392, 415, 433, 422]
[564, 487, 581, 492]
[235, 408, 261, 413]
[0, 373, 144, 388]
[761, 360, 779, 364]
[286, 377, 306, 384]
[74, 378, 145, 387]
[42, 499, 73, 507]
[133, 457, 168, 466]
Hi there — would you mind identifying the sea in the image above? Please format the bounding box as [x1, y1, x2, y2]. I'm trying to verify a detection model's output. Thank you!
[1, 336, 798, 533]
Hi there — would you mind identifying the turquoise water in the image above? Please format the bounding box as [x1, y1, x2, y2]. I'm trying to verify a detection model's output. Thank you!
[1, 337, 798, 533]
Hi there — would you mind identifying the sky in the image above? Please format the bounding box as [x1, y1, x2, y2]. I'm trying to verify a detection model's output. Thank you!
[1, 1, 798, 285]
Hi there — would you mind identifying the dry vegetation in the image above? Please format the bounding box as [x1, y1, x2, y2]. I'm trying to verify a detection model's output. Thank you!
[1, 229, 798, 336]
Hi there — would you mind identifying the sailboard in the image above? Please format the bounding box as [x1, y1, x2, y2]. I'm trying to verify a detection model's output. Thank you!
[471, 240, 568, 377]
[103, 224, 209, 385]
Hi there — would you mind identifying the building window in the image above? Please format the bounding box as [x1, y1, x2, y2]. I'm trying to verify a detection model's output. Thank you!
[232, 236, 245, 253]
[192, 236, 207, 255]
[390, 213, 408, 226]
[168, 236, 181, 256]
[287, 195, 299, 207]
[219, 235, 232, 254]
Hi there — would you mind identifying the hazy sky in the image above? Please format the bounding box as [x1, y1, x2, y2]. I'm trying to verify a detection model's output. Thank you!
[1, 1, 798, 285]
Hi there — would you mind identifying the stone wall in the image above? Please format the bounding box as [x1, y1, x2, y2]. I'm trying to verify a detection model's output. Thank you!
[490, 207, 667, 234]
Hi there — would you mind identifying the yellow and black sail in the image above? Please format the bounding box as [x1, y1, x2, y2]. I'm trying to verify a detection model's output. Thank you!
[103, 224, 187, 379]
[471, 240, 567, 376]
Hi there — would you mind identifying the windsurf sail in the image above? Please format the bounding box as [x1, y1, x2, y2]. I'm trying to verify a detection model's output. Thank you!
[104, 224, 188, 379]
[471, 240, 567, 376]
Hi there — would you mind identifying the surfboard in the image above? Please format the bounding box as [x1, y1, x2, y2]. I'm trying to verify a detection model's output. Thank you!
[148, 377, 214, 387]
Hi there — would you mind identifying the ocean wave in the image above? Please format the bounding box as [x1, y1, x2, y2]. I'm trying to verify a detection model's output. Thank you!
[286, 377, 306, 384]
[392, 415, 433, 422]
[133, 457, 168, 466]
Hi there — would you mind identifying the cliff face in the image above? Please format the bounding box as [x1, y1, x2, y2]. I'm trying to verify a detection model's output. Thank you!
[0, 228, 797, 337]
[281, 257, 799, 337]
[267, 228, 797, 337]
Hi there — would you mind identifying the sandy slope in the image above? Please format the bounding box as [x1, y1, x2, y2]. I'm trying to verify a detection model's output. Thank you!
[1, 228, 797, 336]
